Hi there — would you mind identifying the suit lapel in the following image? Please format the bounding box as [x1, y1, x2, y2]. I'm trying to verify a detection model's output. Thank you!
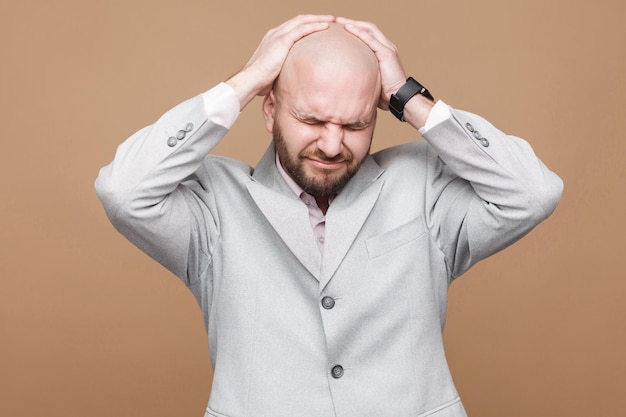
[248, 145, 385, 287]
[321, 156, 385, 290]
[247, 145, 322, 280]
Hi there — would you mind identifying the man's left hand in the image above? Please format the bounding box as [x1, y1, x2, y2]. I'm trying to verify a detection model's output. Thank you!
[336, 17, 407, 111]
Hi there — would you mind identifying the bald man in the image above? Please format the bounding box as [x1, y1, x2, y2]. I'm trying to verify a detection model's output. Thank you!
[96, 15, 562, 417]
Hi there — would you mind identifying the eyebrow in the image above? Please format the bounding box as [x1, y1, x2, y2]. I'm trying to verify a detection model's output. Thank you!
[291, 111, 372, 129]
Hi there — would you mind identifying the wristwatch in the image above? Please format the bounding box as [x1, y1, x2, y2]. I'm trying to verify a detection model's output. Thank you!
[389, 77, 434, 121]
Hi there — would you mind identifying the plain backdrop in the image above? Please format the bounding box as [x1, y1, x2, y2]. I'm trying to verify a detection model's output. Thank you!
[1, 0, 625, 416]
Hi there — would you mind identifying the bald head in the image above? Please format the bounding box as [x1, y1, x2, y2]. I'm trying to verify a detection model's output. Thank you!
[286, 23, 378, 74]
[275, 23, 380, 98]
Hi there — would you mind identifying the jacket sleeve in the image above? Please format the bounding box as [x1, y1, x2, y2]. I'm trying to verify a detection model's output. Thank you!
[420, 104, 563, 280]
[95, 84, 240, 282]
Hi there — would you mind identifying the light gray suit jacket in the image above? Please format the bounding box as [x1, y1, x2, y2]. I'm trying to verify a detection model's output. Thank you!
[96, 89, 562, 417]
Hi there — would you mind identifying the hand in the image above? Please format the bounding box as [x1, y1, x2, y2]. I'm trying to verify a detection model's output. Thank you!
[226, 14, 334, 110]
[335, 17, 407, 110]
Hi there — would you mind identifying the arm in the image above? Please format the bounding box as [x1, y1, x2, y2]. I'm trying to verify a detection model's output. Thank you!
[422, 105, 563, 277]
[95, 86, 238, 280]
[338, 17, 563, 277]
[95, 15, 335, 281]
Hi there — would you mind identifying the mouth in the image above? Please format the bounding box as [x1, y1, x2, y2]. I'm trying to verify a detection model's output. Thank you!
[306, 158, 346, 170]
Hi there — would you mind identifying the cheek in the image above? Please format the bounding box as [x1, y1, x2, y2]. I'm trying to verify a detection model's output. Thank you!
[344, 131, 373, 159]
[281, 122, 320, 150]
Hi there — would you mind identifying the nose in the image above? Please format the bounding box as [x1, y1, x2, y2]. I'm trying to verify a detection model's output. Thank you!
[316, 123, 344, 158]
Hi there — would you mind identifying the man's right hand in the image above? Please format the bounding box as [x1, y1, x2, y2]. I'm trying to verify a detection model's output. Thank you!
[226, 14, 334, 111]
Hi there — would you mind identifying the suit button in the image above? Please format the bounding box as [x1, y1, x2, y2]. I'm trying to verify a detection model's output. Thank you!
[167, 137, 177, 147]
[331, 365, 344, 379]
[184, 122, 194, 132]
[480, 138, 490, 147]
[321, 296, 335, 310]
[176, 130, 186, 140]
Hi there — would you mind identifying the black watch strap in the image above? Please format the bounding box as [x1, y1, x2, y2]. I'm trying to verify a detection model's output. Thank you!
[389, 77, 434, 121]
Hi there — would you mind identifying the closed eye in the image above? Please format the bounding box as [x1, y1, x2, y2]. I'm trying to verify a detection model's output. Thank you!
[292, 113, 324, 126]
[291, 111, 370, 130]
[344, 122, 369, 131]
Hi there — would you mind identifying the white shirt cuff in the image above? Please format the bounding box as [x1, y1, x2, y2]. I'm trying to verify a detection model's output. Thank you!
[418, 100, 451, 134]
[201, 82, 241, 129]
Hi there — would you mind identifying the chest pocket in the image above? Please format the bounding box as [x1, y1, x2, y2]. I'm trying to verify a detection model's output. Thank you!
[366, 217, 426, 259]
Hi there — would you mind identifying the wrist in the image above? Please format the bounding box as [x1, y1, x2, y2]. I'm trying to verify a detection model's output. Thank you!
[401, 94, 434, 130]
[389, 77, 434, 127]
[225, 71, 262, 111]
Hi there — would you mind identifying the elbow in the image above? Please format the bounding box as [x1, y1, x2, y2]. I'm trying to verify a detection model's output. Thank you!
[94, 166, 128, 226]
[530, 171, 564, 223]
[95, 166, 172, 231]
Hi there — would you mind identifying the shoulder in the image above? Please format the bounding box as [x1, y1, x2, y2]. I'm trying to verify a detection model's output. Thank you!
[205, 154, 254, 174]
[371, 140, 431, 171]
[192, 155, 255, 188]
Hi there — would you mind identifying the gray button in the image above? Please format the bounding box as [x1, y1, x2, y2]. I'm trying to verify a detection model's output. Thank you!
[473, 130, 482, 140]
[184, 122, 194, 132]
[331, 365, 344, 379]
[465, 122, 474, 132]
[321, 296, 335, 310]
[480, 138, 490, 147]
[318, 235, 325, 245]
[167, 137, 177, 147]
[176, 130, 186, 140]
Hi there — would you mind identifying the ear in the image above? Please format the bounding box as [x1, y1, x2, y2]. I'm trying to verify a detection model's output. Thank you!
[262, 90, 277, 134]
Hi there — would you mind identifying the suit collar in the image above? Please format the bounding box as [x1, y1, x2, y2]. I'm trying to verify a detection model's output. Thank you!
[251, 143, 294, 195]
[248, 143, 385, 287]
[320, 156, 384, 289]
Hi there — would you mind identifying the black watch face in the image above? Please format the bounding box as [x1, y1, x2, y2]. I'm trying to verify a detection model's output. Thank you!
[388, 95, 404, 120]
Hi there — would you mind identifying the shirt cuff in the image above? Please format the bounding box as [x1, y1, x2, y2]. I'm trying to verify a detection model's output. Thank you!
[418, 100, 451, 134]
[201, 82, 241, 129]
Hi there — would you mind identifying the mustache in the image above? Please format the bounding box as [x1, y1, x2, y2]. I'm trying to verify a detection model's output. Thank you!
[300, 148, 353, 163]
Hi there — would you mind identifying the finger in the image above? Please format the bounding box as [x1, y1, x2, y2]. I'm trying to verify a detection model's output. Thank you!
[264, 18, 334, 52]
[341, 22, 397, 53]
[282, 20, 333, 44]
[337, 17, 396, 51]
[274, 14, 335, 37]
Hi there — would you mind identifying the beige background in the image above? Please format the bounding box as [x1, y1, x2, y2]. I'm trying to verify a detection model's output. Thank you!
[1, 0, 624, 416]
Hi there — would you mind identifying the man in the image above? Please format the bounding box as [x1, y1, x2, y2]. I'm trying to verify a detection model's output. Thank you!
[96, 15, 562, 417]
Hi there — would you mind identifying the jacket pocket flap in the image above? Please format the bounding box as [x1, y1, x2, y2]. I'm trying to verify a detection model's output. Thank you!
[366, 217, 425, 259]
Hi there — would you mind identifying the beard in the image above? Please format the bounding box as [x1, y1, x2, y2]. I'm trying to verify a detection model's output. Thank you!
[273, 122, 369, 197]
